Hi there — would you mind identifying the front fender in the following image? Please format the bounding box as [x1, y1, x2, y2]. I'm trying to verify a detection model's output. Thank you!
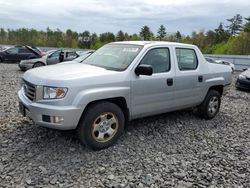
[72, 86, 131, 109]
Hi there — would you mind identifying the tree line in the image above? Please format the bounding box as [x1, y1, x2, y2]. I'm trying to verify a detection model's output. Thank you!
[0, 14, 249, 54]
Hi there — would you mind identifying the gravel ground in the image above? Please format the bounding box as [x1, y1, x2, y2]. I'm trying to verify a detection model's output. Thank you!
[0, 63, 250, 188]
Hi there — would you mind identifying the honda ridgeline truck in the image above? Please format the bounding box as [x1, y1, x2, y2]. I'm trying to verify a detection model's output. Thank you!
[18, 41, 232, 150]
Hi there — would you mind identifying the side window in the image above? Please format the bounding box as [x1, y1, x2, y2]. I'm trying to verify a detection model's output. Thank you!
[66, 52, 77, 58]
[176, 48, 198, 71]
[18, 48, 30, 53]
[50, 50, 61, 58]
[140, 48, 170, 74]
[6, 48, 18, 54]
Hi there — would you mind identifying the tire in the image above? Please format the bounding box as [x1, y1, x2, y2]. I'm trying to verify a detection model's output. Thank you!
[77, 101, 125, 150]
[0, 57, 3, 63]
[197, 90, 221, 120]
[20, 68, 26, 71]
[33, 62, 44, 68]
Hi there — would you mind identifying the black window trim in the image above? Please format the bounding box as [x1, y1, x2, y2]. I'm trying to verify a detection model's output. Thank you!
[138, 47, 171, 74]
[175, 47, 199, 71]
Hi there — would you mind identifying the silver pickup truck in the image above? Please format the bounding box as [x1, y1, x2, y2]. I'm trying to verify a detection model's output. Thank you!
[18, 41, 232, 150]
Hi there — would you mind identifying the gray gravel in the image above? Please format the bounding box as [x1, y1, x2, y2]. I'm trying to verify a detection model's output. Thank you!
[0, 63, 250, 188]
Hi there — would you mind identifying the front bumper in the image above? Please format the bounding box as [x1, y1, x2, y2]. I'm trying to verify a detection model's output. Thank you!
[235, 79, 250, 90]
[18, 89, 83, 130]
[19, 62, 33, 70]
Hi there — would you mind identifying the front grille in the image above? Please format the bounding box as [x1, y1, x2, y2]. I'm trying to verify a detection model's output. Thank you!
[23, 79, 36, 101]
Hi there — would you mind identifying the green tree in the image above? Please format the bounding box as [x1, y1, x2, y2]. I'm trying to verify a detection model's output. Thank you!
[0, 28, 7, 44]
[243, 16, 250, 32]
[124, 32, 130, 41]
[175, 31, 182, 41]
[226, 14, 243, 36]
[79, 30, 91, 48]
[131, 33, 140, 40]
[99, 32, 115, 43]
[157, 25, 166, 40]
[214, 23, 230, 43]
[116, 30, 125, 41]
[140, 25, 153, 40]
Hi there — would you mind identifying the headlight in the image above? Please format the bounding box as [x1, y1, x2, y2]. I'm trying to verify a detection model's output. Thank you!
[238, 75, 246, 80]
[43, 86, 68, 99]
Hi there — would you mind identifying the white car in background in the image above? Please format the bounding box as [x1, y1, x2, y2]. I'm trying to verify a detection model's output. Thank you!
[18, 49, 91, 71]
[18, 50, 56, 71]
[205, 57, 235, 72]
[215, 60, 235, 72]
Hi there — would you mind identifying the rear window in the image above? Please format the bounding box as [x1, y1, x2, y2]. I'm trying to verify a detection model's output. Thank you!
[176, 48, 198, 71]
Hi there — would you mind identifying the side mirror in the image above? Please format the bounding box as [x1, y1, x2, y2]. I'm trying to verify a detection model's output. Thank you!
[135, 64, 153, 76]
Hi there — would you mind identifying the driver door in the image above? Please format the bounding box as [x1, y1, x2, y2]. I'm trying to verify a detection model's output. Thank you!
[131, 47, 176, 118]
[5, 47, 18, 61]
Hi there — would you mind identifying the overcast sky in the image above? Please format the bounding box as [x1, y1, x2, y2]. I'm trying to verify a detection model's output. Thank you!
[0, 0, 249, 35]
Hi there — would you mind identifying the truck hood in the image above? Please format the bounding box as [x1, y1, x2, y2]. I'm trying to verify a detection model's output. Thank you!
[23, 63, 120, 86]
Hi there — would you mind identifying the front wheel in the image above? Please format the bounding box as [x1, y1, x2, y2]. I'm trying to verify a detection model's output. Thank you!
[77, 102, 125, 150]
[197, 90, 221, 120]
[33, 62, 44, 68]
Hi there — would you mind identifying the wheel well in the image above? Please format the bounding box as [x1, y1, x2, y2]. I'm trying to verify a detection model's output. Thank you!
[209, 85, 223, 96]
[81, 97, 130, 126]
[34, 61, 45, 66]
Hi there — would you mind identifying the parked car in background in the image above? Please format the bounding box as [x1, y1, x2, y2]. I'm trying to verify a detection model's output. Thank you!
[215, 60, 235, 72]
[235, 68, 250, 90]
[205, 57, 235, 72]
[18, 49, 82, 70]
[18, 41, 232, 150]
[0, 45, 43, 63]
[64, 50, 94, 63]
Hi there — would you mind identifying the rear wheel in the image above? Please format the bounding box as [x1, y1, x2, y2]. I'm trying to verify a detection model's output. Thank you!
[0, 57, 3, 63]
[33, 62, 44, 68]
[77, 102, 125, 150]
[197, 90, 221, 120]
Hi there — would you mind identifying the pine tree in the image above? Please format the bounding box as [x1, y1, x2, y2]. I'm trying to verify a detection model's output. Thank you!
[243, 17, 250, 32]
[175, 31, 182, 41]
[116, 30, 125, 41]
[226, 14, 243, 36]
[157, 25, 166, 40]
[139, 25, 153, 40]
[214, 23, 230, 43]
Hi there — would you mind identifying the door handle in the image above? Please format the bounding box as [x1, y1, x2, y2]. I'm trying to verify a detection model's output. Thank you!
[167, 78, 173, 86]
[198, 75, 203, 82]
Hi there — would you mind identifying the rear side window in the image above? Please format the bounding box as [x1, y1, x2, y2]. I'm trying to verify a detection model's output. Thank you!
[176, 48, 198, 71]
[140, 48, 171, 74]
[19, 48, 30, 53]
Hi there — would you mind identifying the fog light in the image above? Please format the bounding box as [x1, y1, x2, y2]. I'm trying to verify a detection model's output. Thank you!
[52, 116, 64, 123]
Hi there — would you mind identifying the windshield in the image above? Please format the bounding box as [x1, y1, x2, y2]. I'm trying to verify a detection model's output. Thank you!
[46, 50, 57, 55]
[83, 44, 143, 71]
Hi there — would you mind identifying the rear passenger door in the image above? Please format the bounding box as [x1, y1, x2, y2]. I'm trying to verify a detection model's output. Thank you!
[18, 48, 33, 61]
[131, 47, 176, 118]
[174, 48, 204, 108]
